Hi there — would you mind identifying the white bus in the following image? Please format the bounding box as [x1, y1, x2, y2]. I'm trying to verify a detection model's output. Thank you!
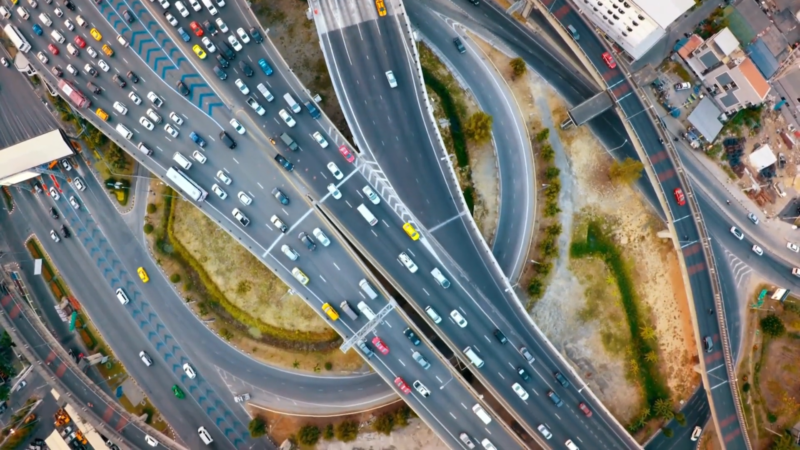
[166, 167, 207, 202]
[3, 24, 30, 53]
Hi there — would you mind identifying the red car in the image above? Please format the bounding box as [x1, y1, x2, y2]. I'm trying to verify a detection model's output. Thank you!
[190, 21, 204, 37]
[48, 43, 59, 55]
[338, 145, 355, 163]
[602, 52, 616, 69]
[74, 35, 86, 48]
[394, 377, 411, 395]
[371, 336, 389, 355]
[673, 188, 686, 206]
[578, 402, 593, 417]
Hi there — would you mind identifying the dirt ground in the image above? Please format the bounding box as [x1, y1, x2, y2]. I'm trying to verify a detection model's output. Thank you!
[472, 37, 699, 424]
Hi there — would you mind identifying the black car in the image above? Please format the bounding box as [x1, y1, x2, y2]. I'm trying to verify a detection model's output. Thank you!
[219, 131, 236, 149]
[454, 37, 466, 53]
[112, 74, 127, 88]
[51, 66, 63, 77]
[218, 41, 235, 60]
[176, 81, 190, 96]
[239, 61, 254, 77]
[86, 82, 101, 94]
[271, 188, 289, 205]
[122, 9, 135, 23]
[49, 207, 59, 219]
[403, 328, 421, 346]
[493, 329, 508, 344]
[127, 70, 139, 83]
[517, 367, 531, 381]
[63, 0, 75, 10]
[274, 154, 293, 171]
[215, 54, 229, 68]
[554, 371, 570, 388]
[213, 65, 227, 80]
[204, 19, 218, 35]
[249, 27, 263, 43]
[298, 232, 316, 251]
[85, 66, 98, 77]
[61, 225, 70, 238]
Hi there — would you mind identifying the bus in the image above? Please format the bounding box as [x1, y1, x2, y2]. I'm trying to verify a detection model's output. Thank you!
[58, 80, 90, 108]
[3, 24, 30, 53]
[166, 167, 207, 202]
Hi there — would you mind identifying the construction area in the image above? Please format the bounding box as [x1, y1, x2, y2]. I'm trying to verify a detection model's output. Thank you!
[43, 399, 115, 450]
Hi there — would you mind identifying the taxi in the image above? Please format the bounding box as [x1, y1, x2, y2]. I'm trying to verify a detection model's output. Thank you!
[673, 188, 686, 206]
[402, 222, 420, 240]
[192, 44, 207, 59]
[102, 44, 114, 56]
[137, 267, 149, 283]
[321, 303, 339, 321]
[375, 0, 386, 16]
[95, 108, 109, 121]
[291, 267, 309, 285]
[90, 27, 102, 41]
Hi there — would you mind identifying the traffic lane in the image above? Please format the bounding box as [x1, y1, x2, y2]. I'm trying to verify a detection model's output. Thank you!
[646, 386, 709, 449]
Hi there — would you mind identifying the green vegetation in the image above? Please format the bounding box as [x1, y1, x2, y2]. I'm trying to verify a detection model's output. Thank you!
[296, 425, 320, 446]
[146, 203, 157, 214]
[372, 413, 394, 435]
[248, 418, 266, 438]
[103, 178, 131, 206]
[169, 274, 181, 283]
[322, 423, 334, 440]
[463, 186, 475, 215]
[509, 57, 526, 78]
[609, 157, 644, 185]
[760, 314, 785, 337]
[143, 223, 154, 234]
[335, 420, 359, 442]
[421, 67, 468, 168]
[535, 128, 550, 142]
[661, 427, 674, 438]
[721, 105, 763, 136]
[463, 111, 494, 144]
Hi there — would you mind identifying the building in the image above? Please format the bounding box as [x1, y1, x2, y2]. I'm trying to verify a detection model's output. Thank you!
[683, 28, 770, 113]
[577, 0, 694, 60]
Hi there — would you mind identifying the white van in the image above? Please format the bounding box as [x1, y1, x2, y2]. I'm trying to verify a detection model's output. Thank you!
[472, 404, 492, 425]
[257, 83, 274, 102]
[357, 301, 376, 321]
[115, 288, 130, 305]
[359, 279, 378, 300]
[173, 152, 192, 170]
[198, 427, 213, 445]
[200, 0, 218, 15]
[75, 15, 86, 27]
[283, 92, 301, 113]
[0, 6, 10, 19]
[39, 12, 52, 26]
[424, 306, 442, 324]
[50, 30, 65, 43]
[16, 6, 30, 20]
[431, 268, 451, 288]
[356, 204, 378, 226]
[137, 143, 153, 156]
[115, 124, 133, 140]
[463, 346, 484, 368]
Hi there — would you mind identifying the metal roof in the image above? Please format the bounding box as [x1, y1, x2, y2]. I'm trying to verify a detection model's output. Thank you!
[687, 98, 724, 142]
[746, 39, 780, 78]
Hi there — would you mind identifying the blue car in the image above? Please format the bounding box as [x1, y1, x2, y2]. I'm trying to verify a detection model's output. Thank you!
[32, 24, 43, 36]
[258, 58, 273, 76]
[177, 27, 190, 42]
[190, 131, 206, 148]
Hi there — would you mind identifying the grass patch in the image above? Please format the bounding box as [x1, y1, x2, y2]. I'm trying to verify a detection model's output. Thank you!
[668, 61, 693, 83]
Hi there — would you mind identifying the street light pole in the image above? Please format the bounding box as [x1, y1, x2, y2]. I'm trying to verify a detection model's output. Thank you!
[608, 139, 629, 153]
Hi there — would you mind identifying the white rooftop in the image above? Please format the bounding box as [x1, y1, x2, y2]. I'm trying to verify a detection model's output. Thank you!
[713, 28, 740, 56]
[0, 130, 73, 183]
[636, 0, 696, 29]
[749, 144, 777, 171]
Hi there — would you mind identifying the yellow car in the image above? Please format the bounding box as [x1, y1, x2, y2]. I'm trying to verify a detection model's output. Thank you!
[90, 28, 102, 41]
[137, 267, 149, 283]
[192, 45, 206, 60]
[102, 44, 114, 57]
[291, 267, 309, 285]
[403, 223, 420, 241]
[375, 0, 387, 16]
[95, 108, 109, 121]
[321, 303, 339, 321]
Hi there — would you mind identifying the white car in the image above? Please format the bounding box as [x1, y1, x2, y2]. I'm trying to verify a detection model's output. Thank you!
[188, 0, 201, 10]
[182, 363, 196, 379]
[50, 230, 60, 242]
[312, 131, 328, 148]
[281, 245, 299, 261]
[164, 124, 179, 138]
[146, 108, 162, 124]
[512, 382, 529, 400]
[215, 17, 228, 32]
[412, 380, 430, 397]
[216, 170, 232, 185]
[97, 60, 110, 72]
[202, 36, 216, 53]
[61, 159, 72, 171]
[227, 35, 242, 51]
[158, 0, 169, 8]
[145, 435, 159, 447]
[385, 70, 397, 88]
[64, 19, 74, 30]
[66, 64, 78, 76]
[247, 98, 265, 115]
[752, 245, 763, 256]
[174, 1, 189, 17]
[234, 208, 250, 226]
[327, 162, 343, 180]
[788, 242, 800, 253]
[691, 426, 702, 441]
[450, 309, 467, 327]
[236, 27, 250, 43]
[49, 187, 60, 200]
[53, 7, 63, 17]
[234, 78, 249, 94]
[86, 46, 98, 58]
[238, 191, 252, 205]
[192, 150, 207, 164]
[169, 112, 184, 125]
[537, 424, 552, 440]
[279, 109, 296, 127]
[36, 52, 48, 63]
[165, 12, 178, 26]
[399, 252, 418, 273]
[73, 177, 86, 191]
[730, 226, 743, 240]
[68, 196, 80, 209]
[230, 119, 245, 134]
[313, 228, 330, 247]
[212, 183, 227, 199]
[327, 183, 341, 199]
[362, 186, 380, 204]
[139, 117, 154, 130]
[291, 267, 309, 285]
[128, 92, 142, 105]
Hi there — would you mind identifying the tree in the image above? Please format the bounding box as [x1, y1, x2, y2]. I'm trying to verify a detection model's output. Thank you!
[509, 57, 526, 78]
[528, 278, 543, 297]
[761, 314, 786, 337]
[395, 406, 411, 427]
[662, 427, 674, 438]
[146, 203, 157, 214]
[535, 128, 550, 143]
[296, 425, 320, 445]
[335, 420, 359, 442]
[463, 111, 493, 144]
[0, 385, 10, 402]
[540, 144, 555, 162]
[545, 166, 560, 180]
[609, 157, 644, 185]
[248, 417, 267, 438]
[653, 398, 674, 420]
[323, 423, 334, 440]
[372, 413, 394, 435]
[640, 327, 656, 341]
[645, 351, 658, 363]
[772, 432, 797, 450]
[674, 412, 687, 426]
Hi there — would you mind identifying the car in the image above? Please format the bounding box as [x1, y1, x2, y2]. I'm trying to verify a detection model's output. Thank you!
[139, 117, 154, 130]
[459, 433, 476, 449]
[312, 131, 328, 148]
[146, 108, 162, 124]
[371, 336, 389, 355]
[327, 162, 343, 180]
[158, 0, 169, 8]
[413, 351, 431, 369]
[375, 0, 387, 15]
[250, 27, 263, 43]
[278, 109, 296, 127]
[74, 35, 86, 48]
[247, 97, 265, 115]
[192, 45, 207, 59]
[112, 74, 127, 87]
[48, 43, 59, 55]
[235, 78, 249, 94]
[748, 212, 759, 224]
[148, 92, 164, 107]
[73, 177, 85, 191]
[32, 24, 43, 36]
[145, 435, 159, 447]
[64, 19, 74, 30]
[122, 9, 134, 22]
[554, 371, 570, 387]
[227, 35, 242, 51]
[362, 186, 380, 204]
[494, 329, 508, 344]
[87, 27, 103, 41]
[484, 439, 497, 450]
[188, 132, 206, 147]
[403, 328, 421, 345]
[270, 215, 288, 233]
[385, 70, 397, 87]
[53, 7, 63, 17]
[691, 426, 702, 441]
[291, 267, 309, 285]
[403, 223, 420, 240]
[272, 188, 289, 205]
[313, 228, 330, 246]
[177, 27, 190, 42]
[61, 160, 72, 171]
[233, 208, 250, 226]
[174, 1, 189, 16]
[165, 12, 178, 26]
[192, 150, 207, 164]
[190, 20, 203, 36]
[128, 92, 141, 105]
[674, 82, 691, 91]
[393, 377, 411, 395]
[275, 154, 294, 171]
[399, 252, 418, 273]
[170, 112, 184, 125]
[86, 46, 98, 58]
[164, 124, 179, 138]
[182, 363, 196, 378]
[519, 346, 534, 363]
[102, 44, 115, 57]
[239, 61, 254, 77]
[673, 188, 685, 206]
[327, 183, 341, 199]
[230, 119, 245, 134]
[51, 66, 63, 77]
[281, 245, 299, 261]
[216, 17, 228, 32]
[203, 19, 218, 35]
[176, 81, 190, 96]
[234, 27, 250, 44]
[547, 390, 563, 406]
[730, 226, 743, 240]
[412, 380, 430, 397]
[202, 36, 216, 52]
[172, 385, 184, 399]
[788, 242, 800, 253]
[450, 309, 467, 327]
[578, 402, 593, 417]
[98, 60, 110, 72]
[138, 267, 149, 283]
[237, 191, 252, 205]
[49, 187, 60, 200]
[453, 37, 466, 53]
[211, 184, 227, 199]
[298, 232, 316, 251]
[537, 424, 552, 440]
[50, 230, 61, 242]
[512, 382, 529, 400]
[752, 245, 763, 256]
[113, 101, 129, 116]
[602, 51, 616, 69]
[338, 145, 355, 163]
[517, 367, 531, 381]
[60, 225, 70, 238]
[257, 58, 273, 76]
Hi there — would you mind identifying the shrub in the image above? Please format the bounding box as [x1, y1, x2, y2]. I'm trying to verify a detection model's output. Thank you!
[296, 425, 320, 445]
[335, 420, 359, 442]
[395, 406, 411, 427]
[544, 166, 560, 180]
[535, 262, 552, 277]
[675, 412, 686, 426]
[143, 223, 154, 234]
[544, 201, 561, 217]
[422, 67, 468, 167]
[761, 314, 786, 337]
[463, 187, 475, 215]
[528, 278, 543, 297]
[742, 382, 750, 393]
[169, 274, 181, 283]
[323, 424, 334, 440]
[147, 203, 157, 214]
[609, 157, 644, 185]
[509, 57, 526, 78]
[541, 144, 555, 162]
[219, 328, 233, 341]
[248, 417, 267, 438]
[463, 111, 493, 144]
[662, 427, 674, 438]
[767, 412, 778, 423]
[324, 362, 332, 371]
[373, 413, 394, 435]
[535, 128, 550, 142]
